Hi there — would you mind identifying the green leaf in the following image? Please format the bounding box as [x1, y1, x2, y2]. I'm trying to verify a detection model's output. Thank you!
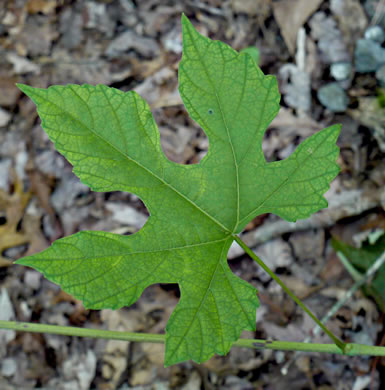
[16, 14, 340, 366]
[332, 233, 385, 312]
[240, 46, 260, 65]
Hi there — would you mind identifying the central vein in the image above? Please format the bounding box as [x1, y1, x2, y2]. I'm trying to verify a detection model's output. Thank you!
[186, 30, 240, 233]
[215, 89, 240, 232]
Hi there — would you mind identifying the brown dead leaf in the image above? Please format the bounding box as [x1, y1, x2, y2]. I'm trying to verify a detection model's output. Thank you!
[26, 0, 57, 15]
[320, 251, 346, 282]
[51, 290, 79, 305]
[22, 213, 49, 257]
[0, 77, 22, 107]
[273, 0, 323, 54]
[100, 309, 146, 389]
[26, 159, 63, 240]
[361, 211, 385, 231]
[280, 275, 323, 299]
[231, 0, 271, 16]
[263, 107, 323, 161]
[130, 52, 167, 79]
[348, 96, 385, 153]
[269, 107, 322, 136]
[0, 170, 49, 266]
[0, 175, 30, 266]
[134, 66, 180, 109]
[330, 0, 368, 47]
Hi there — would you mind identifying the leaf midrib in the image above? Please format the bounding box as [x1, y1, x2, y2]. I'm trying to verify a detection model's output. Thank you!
[183, 26, 240, 233]
[167, 238, 229, 362]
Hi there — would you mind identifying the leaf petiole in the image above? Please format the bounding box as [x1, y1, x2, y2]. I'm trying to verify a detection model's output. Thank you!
[233, 235, 347, 352]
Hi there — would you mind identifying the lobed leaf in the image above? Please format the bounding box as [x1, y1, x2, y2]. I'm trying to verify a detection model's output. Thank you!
[16, 14, 340, 366]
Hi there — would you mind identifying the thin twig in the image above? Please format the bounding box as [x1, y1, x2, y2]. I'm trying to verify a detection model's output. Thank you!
[370, 0, 385, 26]
[295, 27, 306, 72]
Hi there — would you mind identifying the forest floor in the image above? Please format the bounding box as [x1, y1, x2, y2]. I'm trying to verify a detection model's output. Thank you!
[1, 0, 385, 389]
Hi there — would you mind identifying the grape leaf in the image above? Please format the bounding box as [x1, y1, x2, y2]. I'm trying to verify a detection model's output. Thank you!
[16, 14, 340, 366]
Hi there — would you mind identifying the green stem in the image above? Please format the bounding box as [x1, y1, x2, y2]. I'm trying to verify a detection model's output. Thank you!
[233, 235, 346, 352]
[0, 320, 164, 344]
[0, 320, 384, 357]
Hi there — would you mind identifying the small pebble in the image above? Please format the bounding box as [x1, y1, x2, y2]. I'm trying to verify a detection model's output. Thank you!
[1, 358, 17, 377]
[364, 25, 385, 44]
[355, 39, 385, 73]
[0, 108, 11, 127]
[275, 351, 285, 364]
[20, 301, 32, 319]
[24, 270, 41, 290]
[330, 62, 352, 81]
[317, 82, 349, 112]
